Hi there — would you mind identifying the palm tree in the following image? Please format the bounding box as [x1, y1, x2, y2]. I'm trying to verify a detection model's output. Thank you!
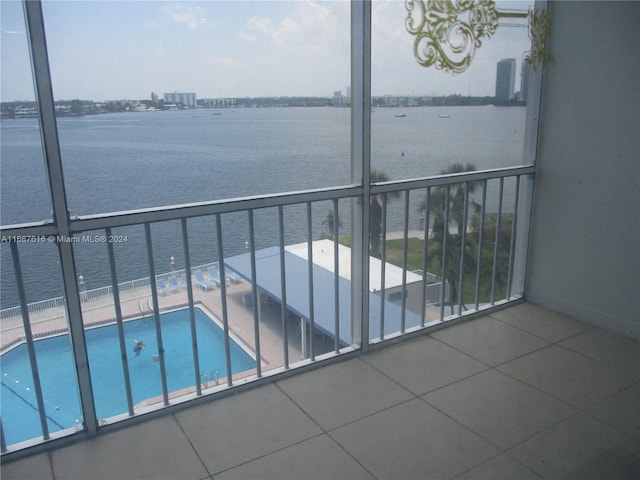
[427, 232, 477, 314]
[418, 163, 480, 237]
[418, 163, 481, 312]
[470, 212, 514, 299]
[322, 209, 343, 241]
[369, 170, 401, 258]
[433, 163, 481, 234]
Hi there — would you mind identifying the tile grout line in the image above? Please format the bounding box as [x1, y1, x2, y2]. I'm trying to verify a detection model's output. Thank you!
[332, 352, 517, 476]
[204, 431, 328, 479]
[493, 364, 582, 411]
[356, 328, 566, 460]
[416, 391, 506, 453]
[448, 451, 543, 480]
[486, 311, 640, 373]
[489, 328, 640, 412]
[553, 341, 640, 375]
[426, 328, 533, 370]
[172, 412, 214, 480]
[323, 431, 381, 480]
[275, 356, 420, 431]
[273, 381, 382, 480]
[47, 450, 56, 480]
[486, 310, 594, 343]
[376, 319, 600, 467]
[429, 312, 638, 407]
[359, 347, 453, 395]
[578, 381, 640, 439]
[360, 345, 491, 399]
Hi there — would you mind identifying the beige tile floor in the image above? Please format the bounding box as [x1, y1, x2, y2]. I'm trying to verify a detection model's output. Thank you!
[2, 303, 639, 479]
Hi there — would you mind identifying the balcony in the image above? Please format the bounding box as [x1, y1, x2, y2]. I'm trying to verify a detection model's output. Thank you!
[2, 303, 639, 479]
[1, 0, 639, 477]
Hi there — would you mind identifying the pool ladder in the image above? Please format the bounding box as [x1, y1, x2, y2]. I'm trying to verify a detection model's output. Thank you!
[200, 370, 220, 388]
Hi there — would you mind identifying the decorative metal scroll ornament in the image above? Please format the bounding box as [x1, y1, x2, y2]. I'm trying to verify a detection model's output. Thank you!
[405, 0, 536, 74]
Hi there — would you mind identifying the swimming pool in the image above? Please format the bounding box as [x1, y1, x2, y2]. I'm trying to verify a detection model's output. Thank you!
[0, 308, 256, 446]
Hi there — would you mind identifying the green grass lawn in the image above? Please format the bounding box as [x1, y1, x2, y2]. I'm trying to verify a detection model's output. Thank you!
[340, 234, 507, 305]
[384, 237, 507, 305]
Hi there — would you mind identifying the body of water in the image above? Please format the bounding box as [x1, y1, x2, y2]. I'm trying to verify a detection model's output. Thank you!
[1, 106, 526, 308]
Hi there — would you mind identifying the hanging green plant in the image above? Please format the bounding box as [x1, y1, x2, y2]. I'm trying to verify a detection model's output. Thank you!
[524, 8, 554, 72]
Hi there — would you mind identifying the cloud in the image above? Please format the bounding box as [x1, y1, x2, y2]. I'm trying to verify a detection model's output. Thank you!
[234, 2, 349, 96]
[246, 14, 300, 41]
[247, 15, 274, 36]
[237, 30, 256, 43]
[162, 4, 212, 30]
[244, 1, 341, 46]
[272, 17, 300, 43]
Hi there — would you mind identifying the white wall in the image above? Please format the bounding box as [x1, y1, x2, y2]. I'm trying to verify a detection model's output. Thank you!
[526, 1, 640, 339]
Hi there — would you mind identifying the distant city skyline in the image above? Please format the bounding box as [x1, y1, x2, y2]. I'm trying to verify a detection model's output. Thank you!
[1, 1, 534, 102]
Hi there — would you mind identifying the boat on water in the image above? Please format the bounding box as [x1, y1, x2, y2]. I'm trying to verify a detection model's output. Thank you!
[438, 114, 450, 118]
[395, 113, 407, 118]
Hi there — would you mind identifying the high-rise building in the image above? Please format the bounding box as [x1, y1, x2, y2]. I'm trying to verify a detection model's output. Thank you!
[495, 58, 516, 103]
[333, 91, 344, 106]
[163, 92, 197, 108]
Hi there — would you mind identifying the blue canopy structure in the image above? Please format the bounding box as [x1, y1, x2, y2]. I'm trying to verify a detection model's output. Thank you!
[225, 245, 423, 345]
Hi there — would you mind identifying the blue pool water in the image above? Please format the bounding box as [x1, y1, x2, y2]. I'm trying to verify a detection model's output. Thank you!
[0, 308, 256, 445]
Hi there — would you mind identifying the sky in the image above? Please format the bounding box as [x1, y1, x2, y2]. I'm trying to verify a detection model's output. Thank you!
[1, 0, 534, 102]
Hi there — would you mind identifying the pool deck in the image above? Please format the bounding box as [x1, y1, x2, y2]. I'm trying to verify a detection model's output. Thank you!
[0, 280, 304, 374]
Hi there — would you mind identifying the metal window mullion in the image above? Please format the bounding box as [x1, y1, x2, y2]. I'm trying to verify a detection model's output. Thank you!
[277, 207, 290, 369]
[400, 190, 410, 332]
[474, 181, 488, 310]
[23, 0, 98, 437]
[351, 0, 371, 350]
[490, 178, 505, 304]
[514, 174, 535, 296]
[306, 202, 316, 361]
[105, 228, 134, 416]
[515, 0, 545, 298]
[439, 186, 451, 320]
[458, 184, 470, 315]
[506, 176, 521, 299]
[379, 193, 388, 340]
[332, 199, 340, 354]
[16, 167, 540, 237]
[370, 166, 534, 197]
[10, 243, 50, 440]
[523, 3, 544, 170]
[247, 210, 262, 377]
[1, 418, 6, 453]
[215, 214, 234, 385]
[420, 187, 431, 327]
[145, 224, 169, 405]
[181, 219, 201, 395]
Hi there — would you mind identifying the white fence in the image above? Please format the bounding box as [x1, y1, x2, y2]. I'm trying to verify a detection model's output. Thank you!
[0, 262, 228, 322]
